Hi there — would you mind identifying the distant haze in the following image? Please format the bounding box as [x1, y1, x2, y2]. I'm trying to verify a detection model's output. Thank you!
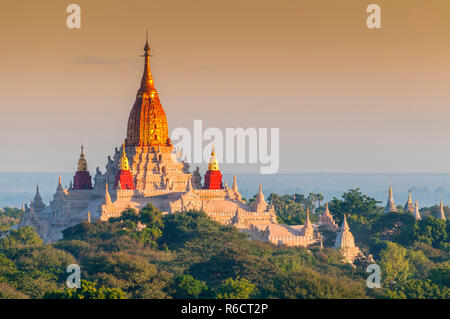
[1, 0, 449, 173]
[1, 173, 449, 208]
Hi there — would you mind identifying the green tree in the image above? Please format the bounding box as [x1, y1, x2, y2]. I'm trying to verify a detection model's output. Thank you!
[379, 242, 414, 284]
[329, 188, 380, 224]
[414, 217, 447, 248]
[0, 226, 43, 247]
[110, 204, 164, 247]
[171, 274, 208, 298]
[216, 277, 255, 299]
[0, 253, 17, 282]
[386, 279, 449, 299]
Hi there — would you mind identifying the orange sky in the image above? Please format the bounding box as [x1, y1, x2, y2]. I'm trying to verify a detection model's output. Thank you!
[1, 0, 449, 173]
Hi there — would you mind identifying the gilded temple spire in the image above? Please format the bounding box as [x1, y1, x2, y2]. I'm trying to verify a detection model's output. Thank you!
[77, 144, 88, 171]
[404, 190, 414, 214]
[207, 145, 219, 171]
[119, 143, 130, 171]
[126, 36, 169, 147]
[139, 31, 156, 93]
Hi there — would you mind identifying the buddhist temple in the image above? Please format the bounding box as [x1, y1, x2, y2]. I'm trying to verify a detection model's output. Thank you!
[384, 187, 398, 214]
[404, 190, 414, 214]
[334, 215, 363, 263]
[18, 36, 324, 250]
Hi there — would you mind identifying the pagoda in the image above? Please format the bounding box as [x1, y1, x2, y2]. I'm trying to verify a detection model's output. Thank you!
[334, 215, 363, 263]
[384, 187, 398, 214]
[404, 190, 414, 214]
[73, 145, 93, 190]
[203, 146, 223, 189]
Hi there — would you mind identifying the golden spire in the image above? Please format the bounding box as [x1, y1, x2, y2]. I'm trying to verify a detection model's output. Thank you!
[77, 144, 88, 171]
[119, 143, 130, 171]
[407, 190, 412, 203]
[207, 145, 219, 171]
[126, 35, 169, 147]
[139, 30, 156, 93]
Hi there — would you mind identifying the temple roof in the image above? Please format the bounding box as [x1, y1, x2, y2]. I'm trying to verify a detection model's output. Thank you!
[126, 35, 169, 147]
[334, 215, 356, 249]
[33, 185, 46, 211]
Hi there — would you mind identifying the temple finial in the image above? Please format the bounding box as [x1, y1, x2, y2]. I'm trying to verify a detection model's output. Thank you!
[144, 29, 150, 51]
[77, 143, 88, 171]
[139, 31, 155, 93]
[207, 145, 219, 171]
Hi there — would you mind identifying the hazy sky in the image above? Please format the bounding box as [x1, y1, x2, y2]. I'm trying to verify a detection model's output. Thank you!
[1, 0, 449, 173]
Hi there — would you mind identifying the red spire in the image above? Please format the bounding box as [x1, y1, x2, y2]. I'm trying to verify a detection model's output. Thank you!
[203, 146, 223, 189]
